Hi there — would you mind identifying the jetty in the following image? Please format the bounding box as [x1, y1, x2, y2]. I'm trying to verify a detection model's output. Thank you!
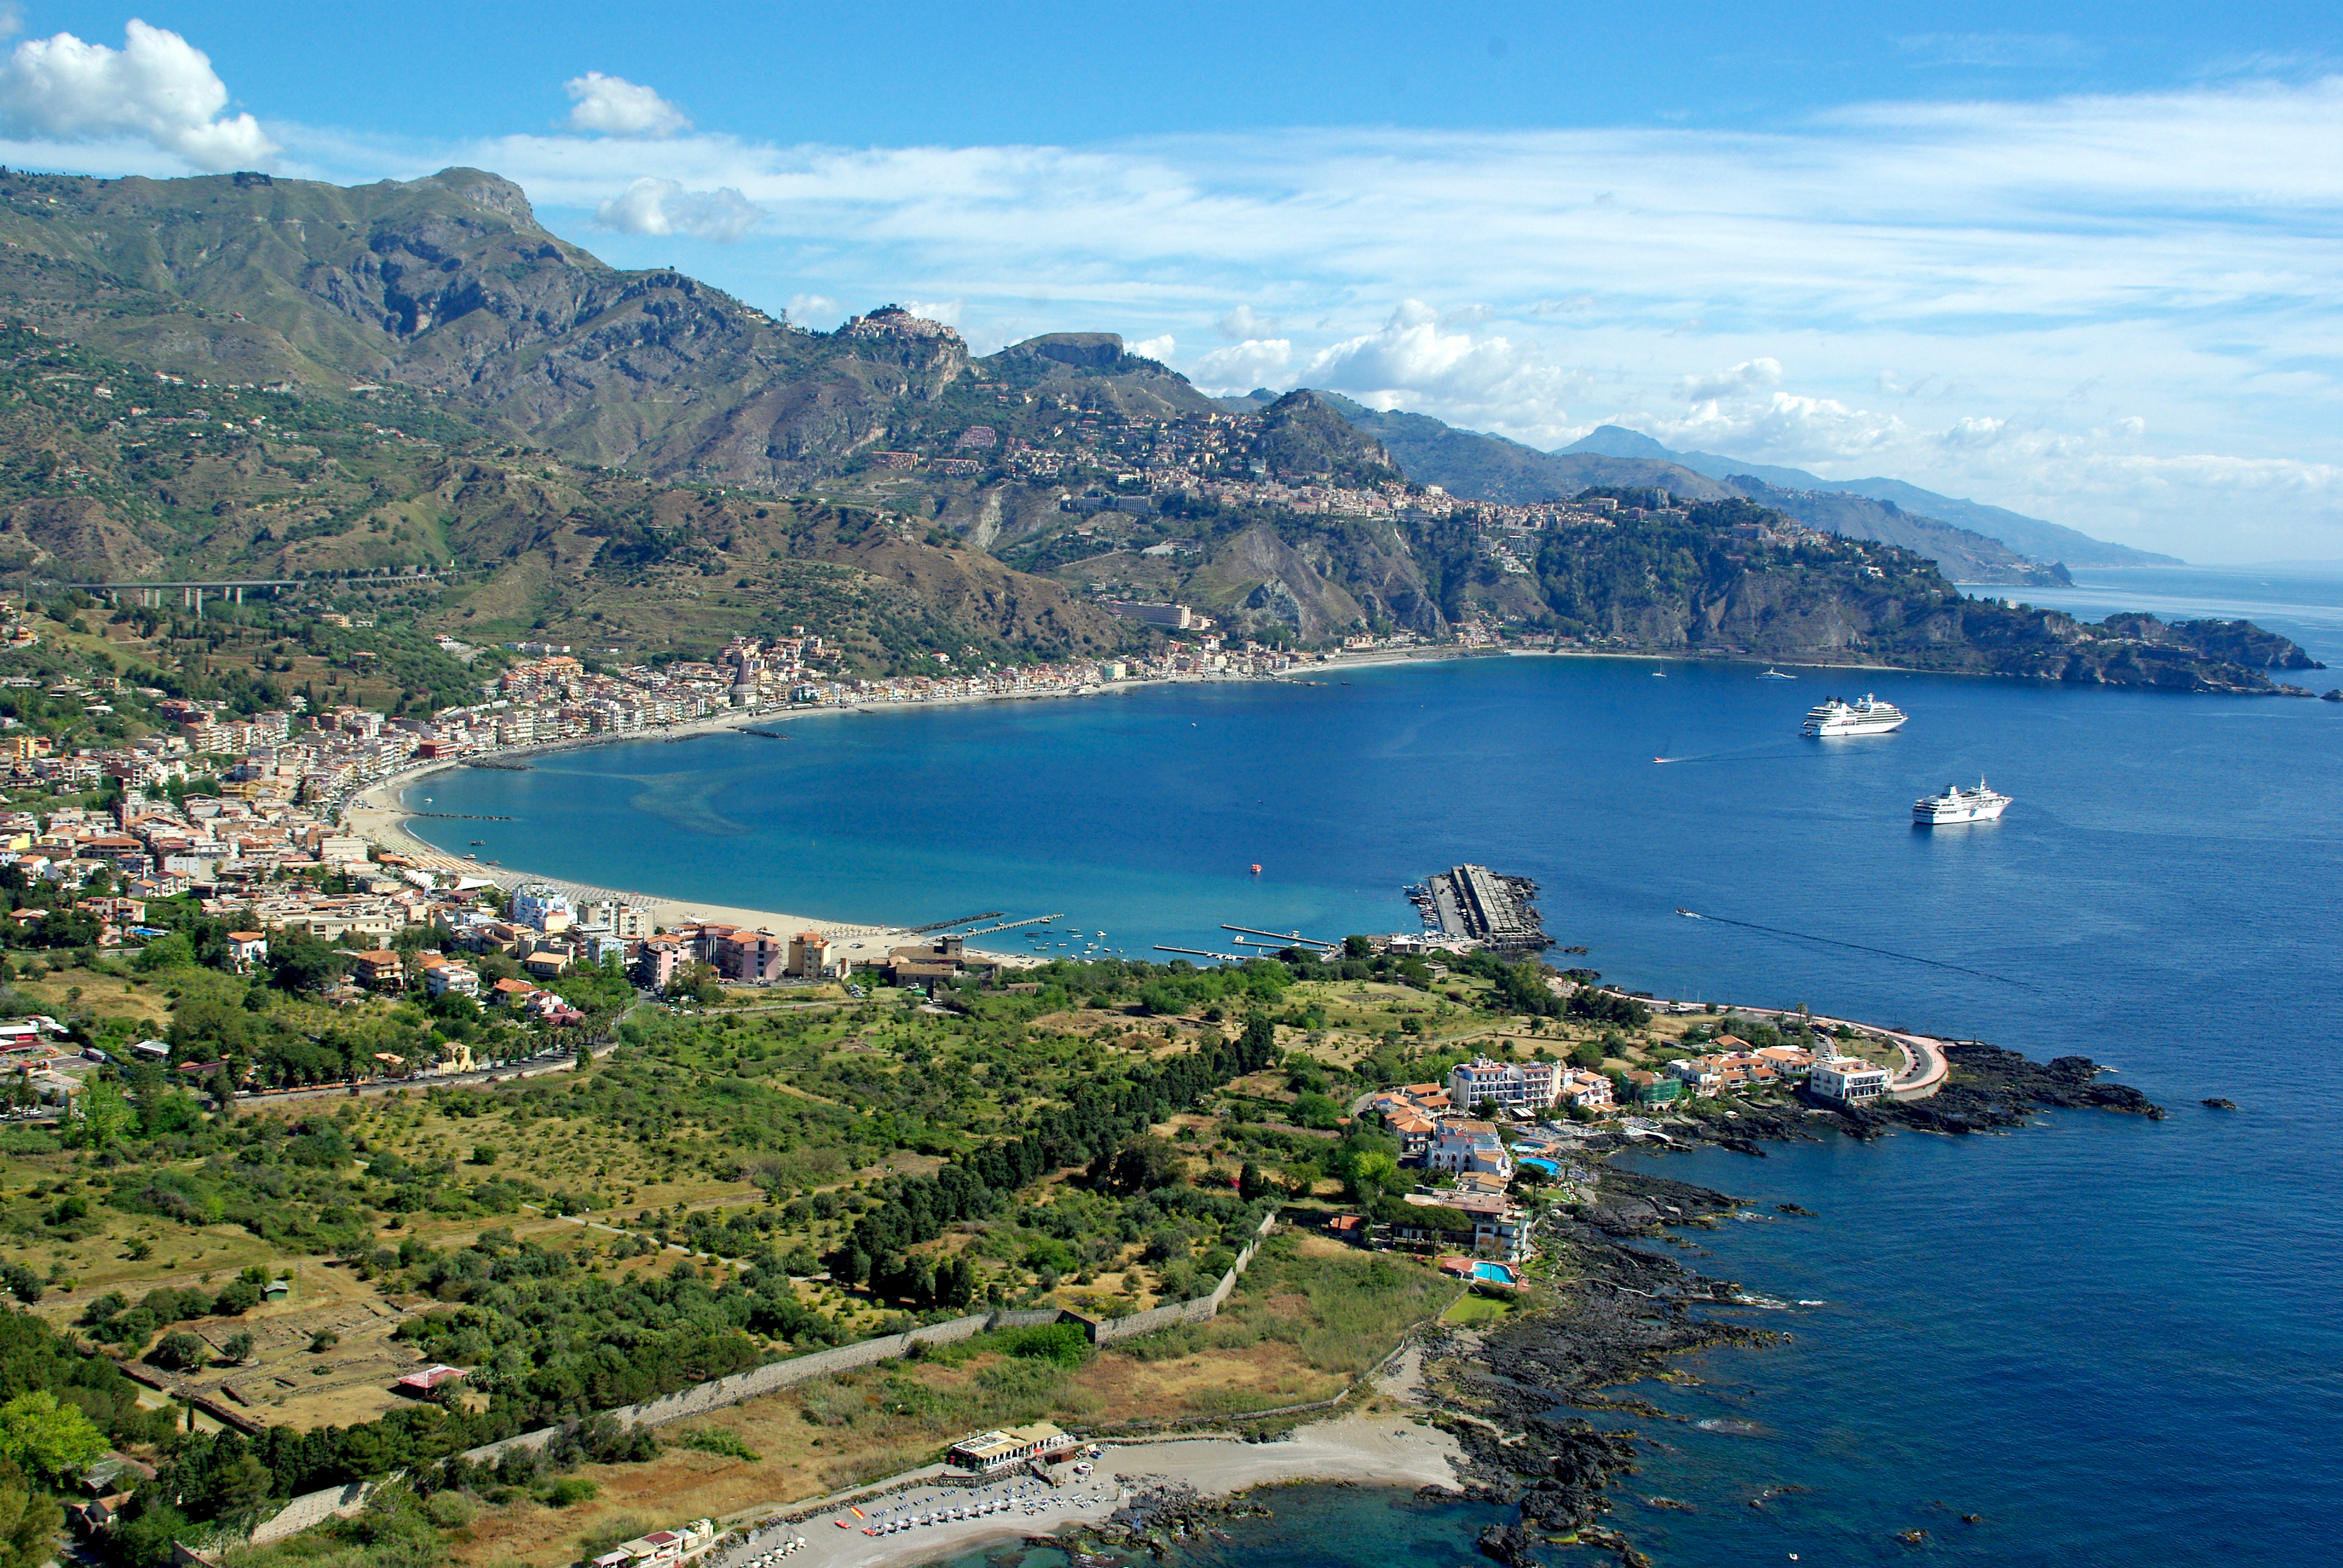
[1413, 864, 1552, 953]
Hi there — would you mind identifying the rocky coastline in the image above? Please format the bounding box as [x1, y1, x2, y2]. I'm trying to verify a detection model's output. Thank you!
[1406, 1042, 2164, 1568]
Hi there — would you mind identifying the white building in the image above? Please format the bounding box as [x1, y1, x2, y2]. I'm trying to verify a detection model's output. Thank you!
[582, 899, 650, 939]
[1447, 1055, 1560, 1114]
[424, 962, 480, 999]
[507, 883, 574, 933]
[1557, 1068, 1614, 1110]
[1809, 1056, 1890, 1104]
[1425, 1120, 1513, 1178]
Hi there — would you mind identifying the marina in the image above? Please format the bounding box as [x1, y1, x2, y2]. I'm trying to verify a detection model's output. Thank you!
[1411, 863, 1552, 953]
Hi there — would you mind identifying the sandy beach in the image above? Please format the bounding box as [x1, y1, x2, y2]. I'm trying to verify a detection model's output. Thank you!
[340, 653, 1490, 964]
[721, 1411, 1463, 1568]
[702, 1345, 1460, 1568]
[343, 722, 1043, 969]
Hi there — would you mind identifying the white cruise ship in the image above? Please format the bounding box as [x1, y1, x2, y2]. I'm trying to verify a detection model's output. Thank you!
[1913, 778, 2012, 825]
[1802, 693, 1907, 736]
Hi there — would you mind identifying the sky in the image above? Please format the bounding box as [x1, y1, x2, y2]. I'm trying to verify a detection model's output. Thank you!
[0, 3, 2339, 562]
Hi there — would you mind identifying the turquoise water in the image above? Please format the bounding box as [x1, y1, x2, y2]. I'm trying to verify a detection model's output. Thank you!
[414, 611, 2343, 1564]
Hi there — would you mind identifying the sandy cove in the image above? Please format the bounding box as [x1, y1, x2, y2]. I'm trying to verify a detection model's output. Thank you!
[722, 1411, 1465, 1568]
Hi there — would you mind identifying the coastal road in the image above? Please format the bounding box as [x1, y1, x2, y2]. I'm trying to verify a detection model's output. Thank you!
[1593, 990, 1950, 1100]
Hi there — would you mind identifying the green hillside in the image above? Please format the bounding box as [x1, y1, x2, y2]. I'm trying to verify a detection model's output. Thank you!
[0, 163, 2309, 692]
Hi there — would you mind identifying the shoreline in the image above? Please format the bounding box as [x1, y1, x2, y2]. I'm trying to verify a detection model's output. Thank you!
[724, 1364, 1461, 1568]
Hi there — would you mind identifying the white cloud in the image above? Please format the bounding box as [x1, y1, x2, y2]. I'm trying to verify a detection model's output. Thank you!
[0, 7, 22, 43]
[1189, 338, 1294, 391]
[592, 177, 758, 241]
[0, 19, 275, 171]
[1216, 304, 1279, 339]
[902, 298, 963, 327]
[1678, 358, 1783, 402]
[26, 63, 2341, 558]
[786, 293, 847, 328]
[565, 72, 689, 137]
[1129, 334, 1174, 362]
[1296, 301, 1582, 428]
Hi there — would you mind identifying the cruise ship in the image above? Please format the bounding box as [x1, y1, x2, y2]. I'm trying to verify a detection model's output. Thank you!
[1913, 778, 2012, 825]
[1802, 693, 1908, 736]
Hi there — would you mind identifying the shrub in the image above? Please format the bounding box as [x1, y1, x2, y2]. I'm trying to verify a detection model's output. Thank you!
[148, 1331, 207, 1371]
[676, 1426, 760, 1462]
[997, 1321, 1090, 1369]
[542, 1476, 598, 1507]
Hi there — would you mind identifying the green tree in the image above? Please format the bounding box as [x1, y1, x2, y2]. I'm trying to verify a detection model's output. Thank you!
[1293, 1091, 1342, 1129]
[1344, 1150, 1399, 1202]
[64, 1077, 131, 1149]
[0, 1476, 61, 1568]
[1237, 1160, 1271, 1201]
[0, 1390, 104, 1479]
[148, 1331, 207, 1371]
[132, 932, 194, 972]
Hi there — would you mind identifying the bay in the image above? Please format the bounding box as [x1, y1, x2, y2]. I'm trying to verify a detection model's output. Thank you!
[410, 629, 2343, 1564]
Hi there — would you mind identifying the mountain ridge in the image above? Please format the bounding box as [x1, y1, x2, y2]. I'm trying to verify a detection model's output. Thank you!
[1562, 423, 2178, 567]
[0, 163, 2307, 698]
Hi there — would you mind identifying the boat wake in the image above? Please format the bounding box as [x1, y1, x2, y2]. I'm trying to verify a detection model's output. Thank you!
[1678, 907, 2031, 988]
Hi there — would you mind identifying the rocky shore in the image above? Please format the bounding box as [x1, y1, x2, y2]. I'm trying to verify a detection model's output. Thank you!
[1620, 1039, 2165, 1156]
[1407, 1044, 2165, 1567]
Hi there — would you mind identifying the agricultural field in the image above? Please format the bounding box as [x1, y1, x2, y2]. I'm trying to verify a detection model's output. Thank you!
[0, 939, 1789, 1568]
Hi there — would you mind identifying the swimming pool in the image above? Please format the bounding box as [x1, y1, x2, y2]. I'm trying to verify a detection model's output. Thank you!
[1472, 1262, 1519, 1284]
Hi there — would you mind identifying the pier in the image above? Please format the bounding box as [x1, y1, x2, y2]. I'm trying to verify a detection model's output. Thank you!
[1415, 863, 1551, 953]
[1220, 924, 1336, 949]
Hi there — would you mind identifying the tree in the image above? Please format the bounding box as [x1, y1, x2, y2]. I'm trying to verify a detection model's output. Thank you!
[0, 1390, 104, 1479]
[1237, 1160, 1271, 1201]
[0, 1476, 61, 1568]
[133, 932, 194, 972]
[270, 929, 345, 993]
[1344, 1150, 1399, 1203]
[1293, 1091, 1342, 1129]
[63, 1077, 130, 1150]
[149, 1331, 208, 1371]
[221, 1331, 254, 1364]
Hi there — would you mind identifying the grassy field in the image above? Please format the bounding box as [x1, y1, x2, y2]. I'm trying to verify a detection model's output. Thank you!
[437, 1230, 1457, 1568]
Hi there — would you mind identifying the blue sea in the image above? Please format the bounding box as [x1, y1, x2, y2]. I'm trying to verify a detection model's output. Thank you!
[411, 569, 2343, 1564]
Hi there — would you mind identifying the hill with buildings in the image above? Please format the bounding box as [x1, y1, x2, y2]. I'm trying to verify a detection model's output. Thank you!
[0, 163, 2301, 690]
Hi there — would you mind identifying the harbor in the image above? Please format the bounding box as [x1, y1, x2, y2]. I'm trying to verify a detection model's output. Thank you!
[1409, 864, 1553, 954]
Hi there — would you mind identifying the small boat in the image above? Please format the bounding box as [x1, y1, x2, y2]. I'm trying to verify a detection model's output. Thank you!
[1651, 670, 1666, 678]
[1676, 907, 1698, 918]
[1759, 667, 1797, 679]
[470, 839, 485, 845]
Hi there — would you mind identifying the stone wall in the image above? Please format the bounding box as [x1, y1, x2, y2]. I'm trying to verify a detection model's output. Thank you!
[249, 1480, 379, 1546]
